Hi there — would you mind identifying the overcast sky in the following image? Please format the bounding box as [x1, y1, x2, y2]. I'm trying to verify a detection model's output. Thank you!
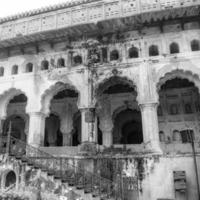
[0, 0, 71, 18]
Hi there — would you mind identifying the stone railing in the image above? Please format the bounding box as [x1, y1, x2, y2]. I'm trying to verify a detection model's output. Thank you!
[0, 0, 199, 41]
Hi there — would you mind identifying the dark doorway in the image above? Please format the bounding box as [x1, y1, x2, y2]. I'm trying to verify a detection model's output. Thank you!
[44, 114, 63, 146]
[5, 171, 16, 188]
[72, 112, 81, 146]
[113, 109, 143, 144]
[121, 120, 143, 144]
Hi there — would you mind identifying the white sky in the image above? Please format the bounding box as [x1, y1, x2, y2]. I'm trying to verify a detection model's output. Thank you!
[0, 0, 72, 18]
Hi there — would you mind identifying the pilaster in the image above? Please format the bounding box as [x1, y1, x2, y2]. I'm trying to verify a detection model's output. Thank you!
[80, 108, 96, 143]
[139, 102, 162, 154]
[27, 112, 46, 147]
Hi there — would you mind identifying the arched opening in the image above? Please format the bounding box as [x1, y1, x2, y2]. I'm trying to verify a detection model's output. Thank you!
[96, 76, 139, 147]
[73, 55, 82, 66]
[44, 113, 63, 146]
[158, 75, 199, 144]
[0, 67, 4, 76]
[72, 112, 81, 146]
[3, 115, 26, 141]
[110, 50, 119, 61]
[149, 45, 159, 56]
[5, 171, 16, 188]
[170, 42, 179, 54]
[3, 93, 27, 142]
[113, 109, 143, 144]
[128, 46, 139, 58]
[41, 60, 49, 70]
[45, 86, 79, 146]
[12, 65, 18, 75]
[191, 39, 200, 51]
[57, 58, 65, 68]
[25, 63, 33, 73]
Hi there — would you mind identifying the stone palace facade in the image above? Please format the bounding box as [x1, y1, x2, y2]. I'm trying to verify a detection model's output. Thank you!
[0, 0, 199, 200]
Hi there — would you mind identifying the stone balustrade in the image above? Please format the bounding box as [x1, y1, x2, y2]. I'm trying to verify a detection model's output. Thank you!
[0, 0, 199, 41]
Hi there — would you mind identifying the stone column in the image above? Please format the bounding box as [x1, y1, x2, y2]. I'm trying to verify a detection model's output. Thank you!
[62, 133, 72, 146]
[99, 118, 113, 147]
[98, 96, 113, 147]
[102, 128, 113, 147]
[80, 108, 94, 143]
[60, 103, 74, 146]
[27, 112, 46, 147]
[140, 102, 162, 154]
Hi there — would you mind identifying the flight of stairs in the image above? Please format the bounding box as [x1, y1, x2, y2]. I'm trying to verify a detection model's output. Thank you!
[0, 136, 116, 200]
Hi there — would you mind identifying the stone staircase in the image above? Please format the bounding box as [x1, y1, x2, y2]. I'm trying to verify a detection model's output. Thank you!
[0, 136, 117, 200]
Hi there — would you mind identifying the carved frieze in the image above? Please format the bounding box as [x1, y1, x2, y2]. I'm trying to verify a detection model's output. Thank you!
[122, 0, 138, 16]
[42, 15, 56, 31]
[105, 1, 120, 19]
[88, 5, 103, 21]
[57, 11, 71, 28]
[27, 18, 41, 34]
[15, 22, 27, 36]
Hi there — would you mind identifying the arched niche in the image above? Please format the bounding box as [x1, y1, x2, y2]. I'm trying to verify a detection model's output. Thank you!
[40, 82, 80, 116]
[1, 93, 28, 142]
[5, 171, 17, 188]
[157, 69, 200, 145]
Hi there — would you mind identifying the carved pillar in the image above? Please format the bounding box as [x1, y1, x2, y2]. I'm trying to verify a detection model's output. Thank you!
[27, 112, 46, 147]
[60, 102, 75, 146]
[98, 96, 113, 147]
[100, 124, 113, 147]
[60, 106, 74, 146]
[99, 113, 113, 147]
[80, 108, 97, 143]
[140, 102, 162, 154]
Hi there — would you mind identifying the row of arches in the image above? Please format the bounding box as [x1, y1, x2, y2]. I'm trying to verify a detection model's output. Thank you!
[0, 39, 199, 77]
[0, 63, 33, 77]
[149, 39, 200, 57]
[1, 69, 199, 147]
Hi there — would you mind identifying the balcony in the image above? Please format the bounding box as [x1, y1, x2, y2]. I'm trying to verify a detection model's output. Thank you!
[0, 0, 199, 47]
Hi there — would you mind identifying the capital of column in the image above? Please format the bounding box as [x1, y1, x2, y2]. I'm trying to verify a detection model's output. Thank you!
[27, 111, 47, 118]
[138, 101, 159, 111]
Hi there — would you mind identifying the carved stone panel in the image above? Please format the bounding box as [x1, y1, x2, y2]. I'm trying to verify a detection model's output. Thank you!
[57, 11, 71, 28]
[140, 0, 160, 12]
[14, 22, 27, 36]
[41, 15, 56, 31]
[121, 0, 138, 16]
[105, 2, 120, 19]
[72, 8, 87, 24]
[27, 18, 41, 34]
[88, 5, 103, 22]
[1, 24, 13, 40]
[160, 0, 180, 9]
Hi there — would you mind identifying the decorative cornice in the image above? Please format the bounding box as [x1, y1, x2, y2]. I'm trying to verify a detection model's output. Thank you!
[0, 0, 96, 24]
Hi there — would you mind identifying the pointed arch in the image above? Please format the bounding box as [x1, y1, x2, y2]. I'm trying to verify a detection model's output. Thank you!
[0, 88, 28, 119]
[94, 75, 137, 99]
[11, 65, 18, 75]
[40, 82, 80, 115]
[169, 42, 180, 54]
[149, 45, 159, 56]
[191, 39, 200, 51]
[156, 68, 200, 92]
